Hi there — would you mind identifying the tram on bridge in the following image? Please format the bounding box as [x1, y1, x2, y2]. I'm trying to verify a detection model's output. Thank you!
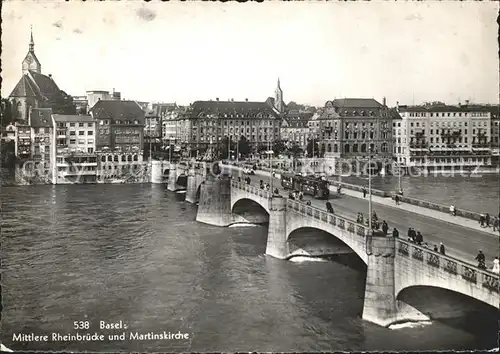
[281, 173, 330, 200]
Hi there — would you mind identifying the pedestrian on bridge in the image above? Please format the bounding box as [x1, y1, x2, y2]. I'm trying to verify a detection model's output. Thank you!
[433, 245, 438, 252]
[493, 217, 499, 232]
[392, 228, 399, 238]
[326, 201, 334, 214]
[382, 221, 389, 235]
[407, 228, 412, 241]
[450, 205, 456, 216]
[439, 242, 446, 255]
[485, 213, 491, 227]
[479, 214, 485, 227]
[395, 194, 400, 205]
[416, 231, 423, 245]
[475, 250, 486, 269]
[362, 187, 367, 198]
[492, 257, 500, 274]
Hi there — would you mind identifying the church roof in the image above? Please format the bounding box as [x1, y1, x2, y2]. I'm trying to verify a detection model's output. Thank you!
[89, 100, 145, 123]
[187, 100, 280, 119]
[9, 70, 63, 101]
[9, 75, 39, 97]
[30, 108, 53, 127]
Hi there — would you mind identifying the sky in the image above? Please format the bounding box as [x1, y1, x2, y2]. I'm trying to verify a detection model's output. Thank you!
[2, 1, 499, 107]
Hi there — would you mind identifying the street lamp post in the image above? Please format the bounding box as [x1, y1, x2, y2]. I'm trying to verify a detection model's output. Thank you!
[236, 136, 239, 164]
[228, 136, 231, 161]
[368, 148, 372, 232]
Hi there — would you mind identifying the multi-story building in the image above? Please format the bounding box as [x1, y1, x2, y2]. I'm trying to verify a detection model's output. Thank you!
[9, 29, 75, 123]
[29, 108, 56, 183]
[14, 123, 32, 161]
[52, 114, 97, 184]
[318, 99, 393, 170]
[182, 98, 281, 158]
[89, 100, 145, 181]
[488, 106, 500, 167]
[395, 103, 493, 171]
[281, 110, 313, 149]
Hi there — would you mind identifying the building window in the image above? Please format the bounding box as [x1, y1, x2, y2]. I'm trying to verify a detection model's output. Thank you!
[88, 131, 93, 135]
[133, 155, 138, 161]
[88, 148, 94, 153]
[353, 144, 358, 153]
[101, 156, 106, 162]
[114, 155, 119, 162]
[70, 123, 75, 127]
[108, 155, 112, 162]
[361, 144, 366, 153]
[70, 131, 76, 136]
[70, 139, 76, 144]
[79, 123, 84, 127]
[344, 144, 350, 153]
[79, 131, 85, 135]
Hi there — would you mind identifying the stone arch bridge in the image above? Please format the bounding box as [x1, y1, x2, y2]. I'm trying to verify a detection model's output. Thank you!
[193, 176, 499, 327]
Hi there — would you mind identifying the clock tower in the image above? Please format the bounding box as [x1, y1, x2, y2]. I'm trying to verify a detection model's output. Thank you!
[22, 27, 41, 75]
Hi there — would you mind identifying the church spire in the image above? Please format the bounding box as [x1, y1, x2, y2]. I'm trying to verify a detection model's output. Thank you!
[277, 77, 281, 89]
[29, 25, 34, 52]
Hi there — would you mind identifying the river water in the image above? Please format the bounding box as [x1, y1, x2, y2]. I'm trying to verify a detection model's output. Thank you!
[1, 184, 497, 352]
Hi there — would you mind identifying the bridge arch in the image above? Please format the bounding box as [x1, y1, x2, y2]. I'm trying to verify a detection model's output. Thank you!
[286, 224, 368, 264]
[231, 198, 270, 225]
[396, 278, 499, 309]
[230, 195, 270, 214]
[176, 173, 188, 187]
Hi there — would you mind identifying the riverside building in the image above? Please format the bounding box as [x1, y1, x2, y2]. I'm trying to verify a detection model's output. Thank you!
[89, 100, 146, 182]
[53, 114, 97, 184]
[395, 103, 493, 171]
[317, 98, 394, 174]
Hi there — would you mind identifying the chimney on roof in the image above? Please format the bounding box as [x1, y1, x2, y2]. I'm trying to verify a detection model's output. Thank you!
[245, 98, 248, 102]
[48, 74, 52, 79]
[382, 97, 387, 106]
[216, 98, 219, 101]
[465, 99, 470, 105]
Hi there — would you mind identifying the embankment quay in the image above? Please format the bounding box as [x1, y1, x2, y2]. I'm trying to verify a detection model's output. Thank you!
[165, 161, 499, 328]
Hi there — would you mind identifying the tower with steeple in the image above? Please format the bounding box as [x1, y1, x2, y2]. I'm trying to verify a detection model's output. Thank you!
[22, 26, 41, 75]
[274, 78, 284, 114]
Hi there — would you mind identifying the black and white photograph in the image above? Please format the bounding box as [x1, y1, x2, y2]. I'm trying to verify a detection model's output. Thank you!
[1, 1, 499, 352]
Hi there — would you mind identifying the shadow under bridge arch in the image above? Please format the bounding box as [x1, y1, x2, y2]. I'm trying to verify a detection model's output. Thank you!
[396, 285, 498, 348]
[286, 225, 368, 264]
[231, 198, 270, 225]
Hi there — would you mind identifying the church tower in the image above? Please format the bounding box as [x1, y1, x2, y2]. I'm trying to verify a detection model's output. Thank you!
[22, 27, 41, 75]
[274, 78, 284, 114]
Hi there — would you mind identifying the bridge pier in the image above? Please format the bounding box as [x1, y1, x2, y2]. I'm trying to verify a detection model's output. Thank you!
[196, 176, 234, 226]
[362, 234, 429, 327]
[185, 169, 197, 204]
[266, 197, 289, 259]
[167, 163, 177, 191]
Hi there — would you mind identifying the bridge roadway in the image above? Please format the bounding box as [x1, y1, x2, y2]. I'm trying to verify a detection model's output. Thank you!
[224, 165, 498, 264]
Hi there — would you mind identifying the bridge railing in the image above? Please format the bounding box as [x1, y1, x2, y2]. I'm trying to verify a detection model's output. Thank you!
[231, 179, 271, 199]
[396, 239, 499, 293]
[286, 199, 368, 237]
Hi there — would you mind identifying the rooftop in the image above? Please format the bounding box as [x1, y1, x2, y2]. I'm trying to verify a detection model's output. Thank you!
[331, 98, 384, 108]
[187, 100, 280, 119]
[89, 100, 145, 123]
[53, 114, 94, 123]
